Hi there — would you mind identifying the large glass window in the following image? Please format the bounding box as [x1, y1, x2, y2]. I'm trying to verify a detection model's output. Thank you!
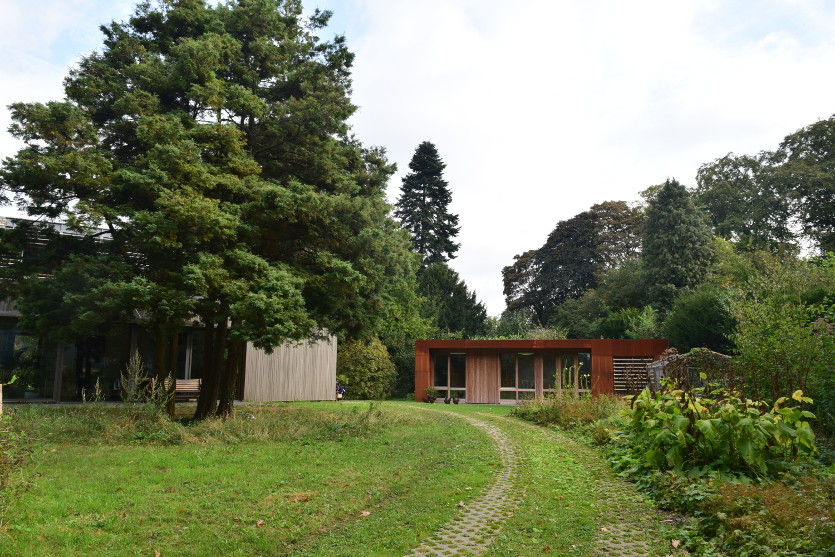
[499, 352, 536, 402]
[432, 352, 466, 400]
[546, 352, 592, 395]
[543, 354, 557, 391]
[0, 317, 56, 400]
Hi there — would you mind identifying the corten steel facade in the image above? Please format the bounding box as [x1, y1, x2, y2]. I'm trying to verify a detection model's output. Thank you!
[415, 339, 669, 403]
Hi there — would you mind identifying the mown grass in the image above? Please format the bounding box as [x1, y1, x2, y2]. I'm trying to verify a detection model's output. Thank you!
[1, 402, 496, 556]
[510, 393, 835, 556]
[422, 403, 670, 556]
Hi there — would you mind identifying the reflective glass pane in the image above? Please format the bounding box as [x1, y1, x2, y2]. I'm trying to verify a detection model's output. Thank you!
[500, 390, 517, 400]
[518, 353, 534, 389]
[500, 353, 516, 388]
[433, 353, 448, 388]
[578, 352, 592, 391]
[543, 354, 556, 390]
[561, 354, 575, 390]
[450, 353, 466, 388]
[519, 390, 535, 401]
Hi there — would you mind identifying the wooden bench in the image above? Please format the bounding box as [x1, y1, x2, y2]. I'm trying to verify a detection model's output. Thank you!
[175, 379, 201, 402]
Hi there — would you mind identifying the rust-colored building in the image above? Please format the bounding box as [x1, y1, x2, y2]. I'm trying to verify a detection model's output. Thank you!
[414, 339, 669, 403]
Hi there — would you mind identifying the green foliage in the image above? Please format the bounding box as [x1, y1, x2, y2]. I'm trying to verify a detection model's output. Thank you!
[610, 382, 818, 481]
[680, 476, 835, 556]
[623, 305, 660, 338]
[696, 113, 835, 254]
[0, 413, 29, 489]
[394, 141, 460, 266]
[510, 393, 625, 433]
[696, 152, 796, 252]
[663, 284, 735, 352]
[550, 289, 608, 338]
[595, 257, 648, 311]
[374, 249, 434, 397]
[728, 253, 835, 413]
[642, 178, 714, 311]
[336, 338, 396, 400]
[773, 115, 835, 253]
[503, 201, 643, 325]
[417, 263, 488, 338]
[0, 0, 416, 419]
[0, 412, 31, 522]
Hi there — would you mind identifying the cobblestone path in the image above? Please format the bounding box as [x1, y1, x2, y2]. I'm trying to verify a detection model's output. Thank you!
[408, 414, 521, 556]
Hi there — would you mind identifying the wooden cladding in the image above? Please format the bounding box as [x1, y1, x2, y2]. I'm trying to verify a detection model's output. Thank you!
[415, 339, 668, 402]
[243, 336, 337, 402]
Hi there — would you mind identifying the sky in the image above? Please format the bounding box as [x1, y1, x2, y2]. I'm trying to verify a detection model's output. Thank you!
[2, 0, 835, 316]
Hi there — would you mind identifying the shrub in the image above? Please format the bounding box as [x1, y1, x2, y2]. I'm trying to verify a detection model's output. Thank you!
[610, 380, 818, 481]
[663, 285, 735, 353]
[511, 393, 625, 440]
[684, 475, 835, 556]
[336, 337, 396, 400]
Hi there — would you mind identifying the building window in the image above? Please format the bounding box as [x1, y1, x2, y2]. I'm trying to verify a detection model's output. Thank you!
[433, 352, 466, 400]
[499, 352, 535, 402]
[543, 352, 591, 395]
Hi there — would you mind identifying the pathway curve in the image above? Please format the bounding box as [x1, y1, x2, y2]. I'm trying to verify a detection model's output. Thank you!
[408, 413, 521, 556]
[497, 415, 663, 557]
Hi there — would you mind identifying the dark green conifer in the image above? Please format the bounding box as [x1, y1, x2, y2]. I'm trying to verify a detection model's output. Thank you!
[394, 141, 460, 266]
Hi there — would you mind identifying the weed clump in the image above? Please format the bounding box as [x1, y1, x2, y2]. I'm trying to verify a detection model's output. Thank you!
[0, 412, 31, 522]
[510, 393, 625, 444]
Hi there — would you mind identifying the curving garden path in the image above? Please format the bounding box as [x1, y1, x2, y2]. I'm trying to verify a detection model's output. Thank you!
[408, 413, 521, 556]
[407, 408, 666, 557]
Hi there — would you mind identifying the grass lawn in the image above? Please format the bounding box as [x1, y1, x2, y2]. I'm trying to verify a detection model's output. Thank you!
[2, 401, 669, 556]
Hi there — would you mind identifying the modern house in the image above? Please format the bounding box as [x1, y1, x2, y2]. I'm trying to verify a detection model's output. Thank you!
[0, 217, 337, 403]
[414, 338, 669, 403]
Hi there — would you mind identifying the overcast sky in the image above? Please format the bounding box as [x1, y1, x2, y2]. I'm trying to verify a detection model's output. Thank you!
[2, 0, 835, 316]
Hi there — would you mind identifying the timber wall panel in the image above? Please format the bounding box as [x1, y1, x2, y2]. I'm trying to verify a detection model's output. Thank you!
[243, 336, 336, 402]
[466, 351, 499, 404]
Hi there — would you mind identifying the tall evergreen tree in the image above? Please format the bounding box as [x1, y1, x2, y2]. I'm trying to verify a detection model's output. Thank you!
[0, 0, 415, 419]
[394, 141, 460, 265]
[642, 178, 714, 311]
[418, 263, 487, 338]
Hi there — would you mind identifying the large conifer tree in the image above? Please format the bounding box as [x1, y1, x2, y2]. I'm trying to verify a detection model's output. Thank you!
[394, 141, 460, 265]
[0, 0, 417, 418]
[642, 178, 714, 311]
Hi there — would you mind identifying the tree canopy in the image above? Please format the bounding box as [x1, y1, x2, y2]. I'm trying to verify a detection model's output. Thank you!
[642, 179, 714, 311]
[502, 200, 643, 325]
[394, 141, 460, 266]
[0, 0, 414, 418]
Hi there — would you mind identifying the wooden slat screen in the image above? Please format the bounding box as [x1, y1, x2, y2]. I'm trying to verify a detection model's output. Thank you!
[613, 356, 653, 395]
[243, 336, 337, 402]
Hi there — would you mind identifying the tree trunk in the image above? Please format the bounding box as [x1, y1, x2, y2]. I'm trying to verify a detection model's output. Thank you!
[194, 315, 227, 420]
[216, 338, 244, 419]
[154, 325, 177, 419]
[166, 331, 179, 417]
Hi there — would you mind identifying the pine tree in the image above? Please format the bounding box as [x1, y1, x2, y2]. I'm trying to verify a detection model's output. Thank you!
[0, 0, 416, 419]
[643, 178, 714, 311]
[394, 141, 460, 265]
